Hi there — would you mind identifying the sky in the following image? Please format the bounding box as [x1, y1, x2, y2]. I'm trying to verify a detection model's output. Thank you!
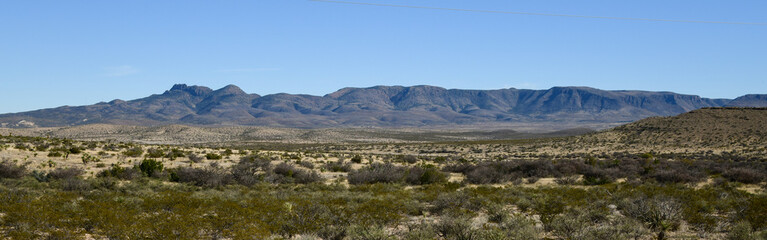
[1, 0, 766, 114]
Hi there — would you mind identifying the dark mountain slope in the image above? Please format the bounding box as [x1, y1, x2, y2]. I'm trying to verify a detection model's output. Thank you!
[725, 94, 767, 107]
[0, 84, 752, 128]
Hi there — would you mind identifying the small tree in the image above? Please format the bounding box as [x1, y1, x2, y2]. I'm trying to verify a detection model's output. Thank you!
[139, 159, 164, 177]
[123, 147, 144, 157]
[206, 153, 222, 160]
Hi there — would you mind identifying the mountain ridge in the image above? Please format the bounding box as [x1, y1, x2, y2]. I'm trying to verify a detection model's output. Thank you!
[0, 84, 754, 129]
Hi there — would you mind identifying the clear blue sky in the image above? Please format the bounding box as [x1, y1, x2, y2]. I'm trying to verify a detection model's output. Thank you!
[1, 0, 766, 113]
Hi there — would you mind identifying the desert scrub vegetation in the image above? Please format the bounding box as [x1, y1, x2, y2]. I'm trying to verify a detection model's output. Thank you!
[2, 170, 767, 239]
[170, 155, 323, 187]
[348, 163, 447, 185]
[2, 133, 767, 239]
[443, 158, 767, 186]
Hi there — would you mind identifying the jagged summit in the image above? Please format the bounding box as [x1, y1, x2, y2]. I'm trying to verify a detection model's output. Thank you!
[0, 84, 762, 129]
[166, 84, 213, 96]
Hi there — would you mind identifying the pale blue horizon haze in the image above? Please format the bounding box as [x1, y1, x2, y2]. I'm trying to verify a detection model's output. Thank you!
[1, 0, 766, 113]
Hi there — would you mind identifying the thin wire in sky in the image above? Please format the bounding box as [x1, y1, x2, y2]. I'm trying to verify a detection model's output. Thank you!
[310, 0, 767, 26]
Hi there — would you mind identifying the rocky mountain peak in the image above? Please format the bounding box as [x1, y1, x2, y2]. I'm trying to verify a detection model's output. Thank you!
[167, 84, 213, 96]
[213, 84, 248, 96]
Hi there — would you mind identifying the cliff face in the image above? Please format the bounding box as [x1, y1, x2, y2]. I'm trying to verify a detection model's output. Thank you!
[0, 84, 745, 128]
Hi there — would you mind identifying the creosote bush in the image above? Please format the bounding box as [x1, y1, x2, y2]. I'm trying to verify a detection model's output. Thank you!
[324, 159, 352, 172]
[47, 167, 84, 180]
[271, 162, 322, 184]
[0, 160, 27, 179]
[348, 163, 404, 185]
[348, 163, 448, 185]
[172, 166, 233, 187]
[97, 164, 142, 180]
[139, 158, 164, 177]
[123, 147, 143, 157]
[187, 153, 204, 163]
[723, 167, 765, 184]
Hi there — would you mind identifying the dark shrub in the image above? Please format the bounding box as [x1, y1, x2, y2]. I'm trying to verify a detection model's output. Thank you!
[123, 147, 143, 157]
[145, 148, 165, 158]
[173, 167, 233, 187]
[582, 167, 615, 185]
[296, 160, 314, 169]
[0, 160, 26, 179]
[272, 163, 322, 184]
[406, 165, 448, 185]
[348, 163, 405, 184]
[443, 163, 474, 173]
[205, 153, 222, 160]
[465, 164, 520, 184]
[97, 165, 142, 180]
[402, 155, 418, 164]
[48, 167, 84, 180]
[81, 153, 100, 165]
[324, 159, 352, 172]
[555, 160, 584, 176]
[165, 148, 185, 160]
[68, 147, 82, 154]
[517, 160, 557, 178]
[47, 151, 63, 157]
[723, 168, 765, 184]
[647, 169, 704, 184]
[231, 156, 272, 186]
[187, 153, 204, 163]
[351, 155, 363, 163]
[139, 159, 164, 177]
[526, 176, 540, 184]
[32, 170, 49, 182]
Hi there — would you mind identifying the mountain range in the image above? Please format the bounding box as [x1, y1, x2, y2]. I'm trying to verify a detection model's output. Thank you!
[0, 84, 764, 129]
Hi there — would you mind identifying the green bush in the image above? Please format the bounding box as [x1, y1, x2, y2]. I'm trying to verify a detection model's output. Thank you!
[139, 159, 164, 177]
[123, 147, 143, 157]
[324, 159, 352, 172]
[145, 148, 165, 158]
[47, 151, 63, 157]
[727, 221, 755, 240]
[348, 163, 405, 184]
[406, 165, 448, 185]
[172, 167, 232, 187]
[582, 168, 615, 185]
[351, 155, 363, 164]
[81, 153, 100, 165]
[97, 164, 142, 180]
[271, 163, 322, 184]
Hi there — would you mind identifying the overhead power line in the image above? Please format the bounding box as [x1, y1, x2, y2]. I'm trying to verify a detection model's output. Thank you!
[309, 0, 767, 26]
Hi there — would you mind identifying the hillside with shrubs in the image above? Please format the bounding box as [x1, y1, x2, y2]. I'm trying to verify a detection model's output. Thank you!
[0, 108, 766, 239]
